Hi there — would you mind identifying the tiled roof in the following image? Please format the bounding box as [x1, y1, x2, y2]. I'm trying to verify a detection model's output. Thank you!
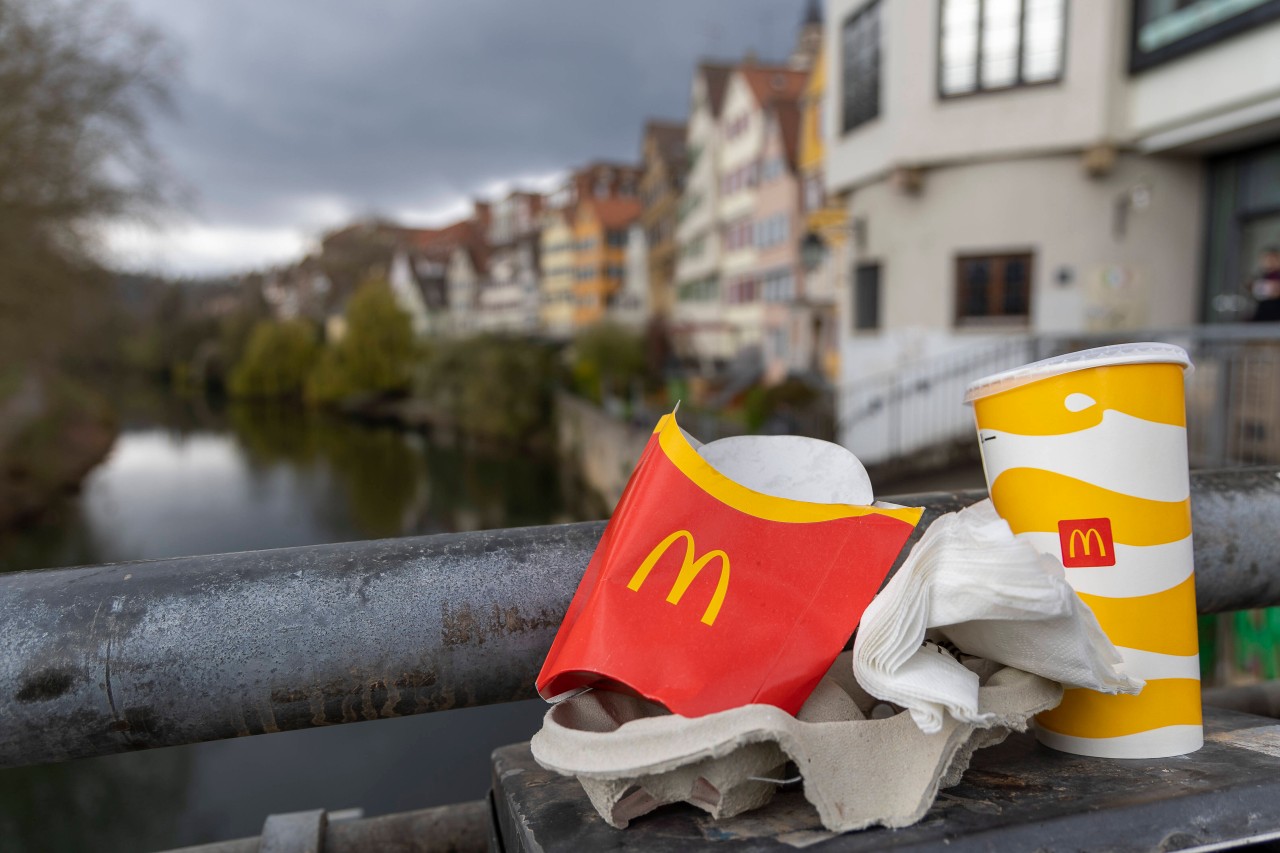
[772, 101, 802, 170]
[646, 120, 687, 160]
[739, 65, 808, 108]
[582, 197, 642, 229]
[699, 63, 734, 118]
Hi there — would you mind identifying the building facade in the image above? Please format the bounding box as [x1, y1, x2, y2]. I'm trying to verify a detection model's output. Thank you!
[613, 223, 650, 330]
[821, 0, 1280, 458]
[798, 33, 844, 384]
[573, 196, 641, 328]
[639, 121, 687, 323]
[539, 197, 577, 340]
[718, 65, 808, 370]
[567, 163, 643, 329]
[387, 209, 488, 338]
[673, 64, 734, 366]
[479, 190, 543, 334]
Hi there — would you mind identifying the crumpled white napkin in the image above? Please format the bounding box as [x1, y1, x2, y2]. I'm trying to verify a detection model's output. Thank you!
[852, 499, 1144, 734]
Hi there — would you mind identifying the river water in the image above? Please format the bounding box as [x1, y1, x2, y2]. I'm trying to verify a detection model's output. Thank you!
[0, 392, 586, 852]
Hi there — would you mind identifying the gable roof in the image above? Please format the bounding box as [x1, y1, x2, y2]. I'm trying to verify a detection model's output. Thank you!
[645, 120, 687, 162]
[769, 101, 803, 170]
[739, 65, 808, 108]
[699, 63, 734, 118]
[581, 197, 642, 230]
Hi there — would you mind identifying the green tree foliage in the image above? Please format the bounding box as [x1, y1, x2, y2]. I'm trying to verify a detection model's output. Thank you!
[228, 320, 319, 399]
[306, 278, 416, 404]
[570, 322, 647, 404]
[418, 335, 559, 444]
[0, 0, 172, 367]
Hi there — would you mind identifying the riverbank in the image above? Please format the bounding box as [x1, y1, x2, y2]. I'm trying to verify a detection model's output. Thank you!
[0, 371, 117, 530]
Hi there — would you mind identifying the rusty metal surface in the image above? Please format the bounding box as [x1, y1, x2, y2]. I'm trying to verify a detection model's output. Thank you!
[2, 468, 1278, 770]
[163, 802, 488, 853]
[490, 707, 1280, 852]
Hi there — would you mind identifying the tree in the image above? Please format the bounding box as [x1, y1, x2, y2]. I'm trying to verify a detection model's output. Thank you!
[306, 278, 416, 404]
[570, 322, 647, 404]
[228, 320, 320, 399]
[0, 0, 172, 366]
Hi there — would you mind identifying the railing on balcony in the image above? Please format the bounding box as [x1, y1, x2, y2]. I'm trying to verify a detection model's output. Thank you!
[838, 324, 1280, 472]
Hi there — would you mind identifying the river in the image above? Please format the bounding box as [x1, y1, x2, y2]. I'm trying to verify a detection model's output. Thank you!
[0, 390, 586, 852]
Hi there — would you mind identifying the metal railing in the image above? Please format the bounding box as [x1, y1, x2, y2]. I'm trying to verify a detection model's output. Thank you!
[2, 468, 1279, 771]
[838, 324, 1280, 471]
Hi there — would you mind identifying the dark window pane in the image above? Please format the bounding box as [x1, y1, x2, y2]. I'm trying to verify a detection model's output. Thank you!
[964, 259, 990, 316]
[955, 253, 1032, 323]
[1004, 257, 1029, 314]
[842, 2, 881, 132]
[854, 263, 881, 330]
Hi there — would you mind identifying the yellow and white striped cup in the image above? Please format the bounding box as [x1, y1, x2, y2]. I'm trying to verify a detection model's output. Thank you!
[965, 343, 1202, 758]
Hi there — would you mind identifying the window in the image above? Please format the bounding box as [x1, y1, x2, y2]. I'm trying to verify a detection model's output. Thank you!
[763, 269, 796, 302]
[804, 175, 824, 213]
[725, 218, 754, 251]
[606, 230, 628, 248]
[1131, 0, 1280, 71]
[678, 277, 719, 302]
[767, 327, 788, 361]
[727, 276, 760, 304]
[841, 1, 881, 133]
[853, 263, 881, 330]
[954, 253, 1032, 325]
[939, 0, 1066, 97]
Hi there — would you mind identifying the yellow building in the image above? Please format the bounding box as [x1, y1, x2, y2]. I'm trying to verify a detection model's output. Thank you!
[539, 207, 577, 339]
[799, 36, 845, 382]
[572, 197, 641, 329]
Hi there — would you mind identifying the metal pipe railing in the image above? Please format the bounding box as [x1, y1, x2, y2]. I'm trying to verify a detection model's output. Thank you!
[2, 467, 1279, 770]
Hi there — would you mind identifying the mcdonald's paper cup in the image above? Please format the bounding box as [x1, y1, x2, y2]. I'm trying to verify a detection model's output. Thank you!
[537, 410, 923, 718]
[964, 343, 1202, 758]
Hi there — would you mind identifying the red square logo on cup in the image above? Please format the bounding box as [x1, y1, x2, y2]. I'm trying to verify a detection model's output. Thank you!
[1058, 518, 1116, 568]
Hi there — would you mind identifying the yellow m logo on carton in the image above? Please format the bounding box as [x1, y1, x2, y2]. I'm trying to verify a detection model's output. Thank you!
[627, 530, 730, 626]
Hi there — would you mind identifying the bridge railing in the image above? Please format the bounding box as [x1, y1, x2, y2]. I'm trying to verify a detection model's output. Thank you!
[3, 467, 1279, 771]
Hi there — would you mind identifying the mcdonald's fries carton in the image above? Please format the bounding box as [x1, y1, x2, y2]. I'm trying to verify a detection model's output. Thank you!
[965, 343, 1202, 758]
[537, 410, 923, 718]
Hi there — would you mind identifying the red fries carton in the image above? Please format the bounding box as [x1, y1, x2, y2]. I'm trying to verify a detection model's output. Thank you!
[538, 411, 923, 717]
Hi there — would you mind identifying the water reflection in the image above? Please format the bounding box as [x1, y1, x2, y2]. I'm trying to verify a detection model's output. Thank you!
[1, 399, 576, 572]
[0, 388, 580, 852]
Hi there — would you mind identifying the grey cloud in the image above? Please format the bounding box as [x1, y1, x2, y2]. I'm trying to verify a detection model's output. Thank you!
[125, 0, 803, 240]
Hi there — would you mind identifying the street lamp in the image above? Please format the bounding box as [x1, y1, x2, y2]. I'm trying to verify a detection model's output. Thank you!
[800, 231, 828, 273]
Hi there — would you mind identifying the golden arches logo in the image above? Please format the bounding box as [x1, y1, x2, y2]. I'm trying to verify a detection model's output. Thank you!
[626, 530, 730, 626]
[1069, 528, 1107, 559]
[1058, 517, 1116, 568]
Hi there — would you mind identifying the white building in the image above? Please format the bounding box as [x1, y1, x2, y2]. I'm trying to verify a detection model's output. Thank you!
[718, 65, 808, 365]
[479, 191, 543, 335]
[611, 223, 650, 329]
[822, 0, 1280, 462]
[673, 63, 735, 367]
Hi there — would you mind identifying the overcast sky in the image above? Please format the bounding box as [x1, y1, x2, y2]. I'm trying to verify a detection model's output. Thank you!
[103, 0, 805, 276]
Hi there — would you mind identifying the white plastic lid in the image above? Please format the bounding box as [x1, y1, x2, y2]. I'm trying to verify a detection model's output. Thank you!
[963, 342, 1192, 404]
